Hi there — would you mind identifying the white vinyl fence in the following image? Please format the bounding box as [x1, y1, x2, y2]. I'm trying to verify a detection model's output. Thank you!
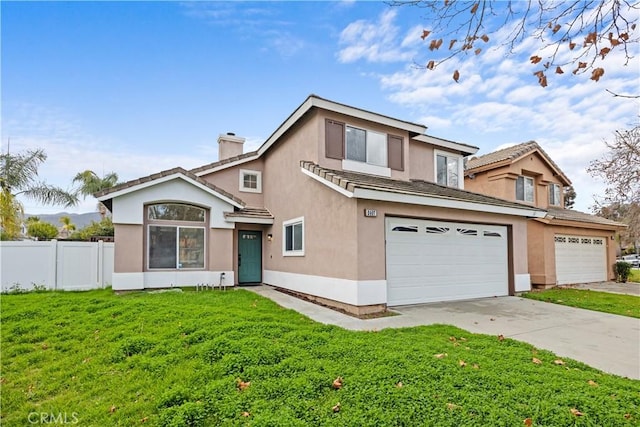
[0, 240, 114, 292]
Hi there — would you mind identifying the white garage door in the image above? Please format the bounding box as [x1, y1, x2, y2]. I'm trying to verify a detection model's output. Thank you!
[386, 217, 509, 306]
[554, 235, 606, 285]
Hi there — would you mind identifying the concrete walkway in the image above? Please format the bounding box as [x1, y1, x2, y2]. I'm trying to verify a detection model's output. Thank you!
[561, 281, 640, 296]
[248, 286, 640, 379]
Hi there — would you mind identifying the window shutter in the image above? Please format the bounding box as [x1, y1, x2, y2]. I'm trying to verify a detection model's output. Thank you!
[387, 135, 404, 171]
[325, 119, 345, 160]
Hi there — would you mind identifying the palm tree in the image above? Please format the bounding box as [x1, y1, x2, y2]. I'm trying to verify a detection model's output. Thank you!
[59, 215, 76, 238]
[0, 148, 78, 240]
[73, 170, 119, 218]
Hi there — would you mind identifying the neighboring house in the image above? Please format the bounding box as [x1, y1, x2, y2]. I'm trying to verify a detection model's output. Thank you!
[465, 141, 625, 287]
[96, 95, 546, 315]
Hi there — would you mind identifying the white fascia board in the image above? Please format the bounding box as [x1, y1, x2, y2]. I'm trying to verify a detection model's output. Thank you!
[193, 154, 261, 176]
[301, 167, 354, 198]
[311, 97, 427, 134]
[225, 216, 274, 225]
[413, 134, 478, 156]
[353, 188, 547, 218]
[97, 173, 244, 209]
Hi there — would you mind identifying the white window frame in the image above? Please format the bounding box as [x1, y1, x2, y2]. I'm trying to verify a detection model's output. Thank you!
[239, 169, 262, 193]
[342, 125, 391, 177]
[549, 183, 561, 206]
[516, 175, 535, 203]
[434, 150, 464, 189]
[283, 216, 304, 257]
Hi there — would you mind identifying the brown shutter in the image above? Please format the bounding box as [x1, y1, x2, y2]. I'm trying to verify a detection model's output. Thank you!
[325, 119, 344, 160]
[388, 135, 404, 171]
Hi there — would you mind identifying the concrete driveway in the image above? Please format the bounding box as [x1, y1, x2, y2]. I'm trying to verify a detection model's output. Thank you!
[249, 286, 640, 379]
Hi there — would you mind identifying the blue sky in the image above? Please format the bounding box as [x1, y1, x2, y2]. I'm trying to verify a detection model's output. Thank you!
[2, 1, 639, 214]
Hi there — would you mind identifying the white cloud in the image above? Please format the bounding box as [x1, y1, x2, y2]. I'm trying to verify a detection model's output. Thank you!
[342, 9, 640, 212]
[337, 10, 416, 63]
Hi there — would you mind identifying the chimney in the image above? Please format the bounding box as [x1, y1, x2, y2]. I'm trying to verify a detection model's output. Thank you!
[217, 132, 245, 161]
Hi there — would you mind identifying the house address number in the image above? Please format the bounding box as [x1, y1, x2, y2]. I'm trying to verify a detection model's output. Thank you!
[364, 209, 377, 217]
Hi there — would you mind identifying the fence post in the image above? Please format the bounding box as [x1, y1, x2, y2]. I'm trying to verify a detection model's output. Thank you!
[97, 240, 104, 289]
[50, 239, 59, 290]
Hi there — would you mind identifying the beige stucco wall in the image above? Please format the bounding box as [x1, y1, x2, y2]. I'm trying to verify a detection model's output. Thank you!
[408, 140, 435, 182]
[465, 152, 565, 209]
[260, 113, 360, 279]
[200, 158, 265, 207]
[114, 224, 143, 272]
[209, 228, 234, 271]
[528, 221, 617, 285]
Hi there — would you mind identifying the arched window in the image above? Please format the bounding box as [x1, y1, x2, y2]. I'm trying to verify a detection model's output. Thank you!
[147, 203, 206, 270]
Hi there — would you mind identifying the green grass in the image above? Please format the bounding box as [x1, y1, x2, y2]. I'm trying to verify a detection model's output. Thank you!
[522, 288, 640, 318]
[630, 269, 640, 283]
[1, 290, 639, 426]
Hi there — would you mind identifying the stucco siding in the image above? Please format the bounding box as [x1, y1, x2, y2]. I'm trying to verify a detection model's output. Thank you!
[199, 158, 265, 207]
[408, 140, 434, 182]
[114, 224, 143, 273]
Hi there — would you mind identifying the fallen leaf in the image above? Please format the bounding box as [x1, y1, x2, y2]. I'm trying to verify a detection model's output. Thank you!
[242, 411, 251, 417]
[447, 402, 460, 410]
[588, 380, 598, 387]
[332, 402, 341, 413]
[421, 30, 431, 40]
[459, 360, 467, 367]
[396, 381, 403, 388]
[332, 376, 343, 390]
[140, 417, 149, 423]
[452, 70, 460, 82]
[532, 357, 543, 365]
[554, 359, 565, 365]
[449, 336, 457, 342]
[498, 334, 505, 341]
[236, 378, 251, 391]
[434, 353, 448, 359]
[570, 408, 583, 417]
[524, 418, 533, 426]
[109, 405, 117, 414]
[459, 337, 467, 342]
[473, 364, 480, 369]
[452, 342, 460, 347]
[0, 378, 5, 384]
[624, 413, 632, 419]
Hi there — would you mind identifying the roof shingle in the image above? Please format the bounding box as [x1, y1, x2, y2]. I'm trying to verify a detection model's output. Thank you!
[301, 161, 546, 213]
[465, 141, 571, 185]
[546, 206, 626, 228]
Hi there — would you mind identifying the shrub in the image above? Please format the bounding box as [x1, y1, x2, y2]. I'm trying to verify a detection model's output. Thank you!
[27, 221, 58, 240]
[70, 217, 114, 240]
[614, 261, 631, 282]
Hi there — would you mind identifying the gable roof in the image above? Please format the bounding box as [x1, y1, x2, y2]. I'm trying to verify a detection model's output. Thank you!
[193, 94, 478, 176]
[465, 141, 571, 185]
[546, 206, 626, 229]
[300, 161, 546, 218]
[94, 167, 246, 209]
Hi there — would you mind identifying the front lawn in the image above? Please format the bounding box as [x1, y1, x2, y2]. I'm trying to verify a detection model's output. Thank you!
[1, 290, 638, 426]
[522, 288, 640, 318]
[630, 269, 640, 283]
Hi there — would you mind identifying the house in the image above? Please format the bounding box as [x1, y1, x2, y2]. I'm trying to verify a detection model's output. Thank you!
[464, 141, 625, 287]
[96, 95, 547, 315]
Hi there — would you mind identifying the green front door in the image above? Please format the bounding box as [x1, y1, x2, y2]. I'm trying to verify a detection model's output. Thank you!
[238, 231, 262, 284]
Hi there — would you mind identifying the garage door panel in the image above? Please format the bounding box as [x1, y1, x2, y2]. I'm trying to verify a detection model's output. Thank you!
[555, 235, 606, 285]
[386, 218, 509, 306]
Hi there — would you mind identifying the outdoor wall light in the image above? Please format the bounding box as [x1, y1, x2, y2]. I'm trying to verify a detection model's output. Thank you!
[267, 234, 273, 242]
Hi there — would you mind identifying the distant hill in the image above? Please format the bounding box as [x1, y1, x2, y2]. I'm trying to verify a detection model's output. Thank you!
[25, 212, 102, 229]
